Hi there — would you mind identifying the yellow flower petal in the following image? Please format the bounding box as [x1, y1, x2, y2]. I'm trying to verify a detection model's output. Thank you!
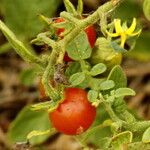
[130, 29, 142, 37]
[120, 33, 127, 48]
[106, 30, 119, 37]
[114, 19, 123, 33]
[126, 18, 136, 35]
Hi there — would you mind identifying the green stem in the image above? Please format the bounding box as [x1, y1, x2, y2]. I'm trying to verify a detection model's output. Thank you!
[101, 95, 121, 122]
[123, 121, 150, 133]
[42, 47, 60, 101]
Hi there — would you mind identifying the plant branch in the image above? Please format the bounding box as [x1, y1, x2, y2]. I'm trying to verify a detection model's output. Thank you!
[0, 20, 45, 67]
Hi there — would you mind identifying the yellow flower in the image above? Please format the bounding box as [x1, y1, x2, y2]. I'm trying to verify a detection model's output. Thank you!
[106, 18, 141, 48]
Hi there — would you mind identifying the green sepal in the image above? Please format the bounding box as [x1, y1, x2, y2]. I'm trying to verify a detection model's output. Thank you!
[77, 0, 83, 15]
[64, 0, 77, 15]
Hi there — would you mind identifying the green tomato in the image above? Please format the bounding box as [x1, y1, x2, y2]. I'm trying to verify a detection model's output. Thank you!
[90, 38, 122, 70]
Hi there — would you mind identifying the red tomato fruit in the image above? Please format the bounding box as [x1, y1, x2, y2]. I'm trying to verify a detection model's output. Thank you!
[55, 17, 96, 62]
[49, 88, 96, 135]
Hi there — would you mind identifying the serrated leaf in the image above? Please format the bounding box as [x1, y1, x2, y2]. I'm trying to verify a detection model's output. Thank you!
[20, 68, 37, 86]
[7, 106, 53, 145]
[114, 88, 136, 98]
[64, 0, 77, 15]
[88, 90, 98, 103]
[69, 72, 85, 86]
[111, 131, 133, 150]
[90, 63, 107, 76]
[100, 80, 115, 91]
[142, 127, 150, 143]
[108, 65, 127, 89]
[2, 0, 61, 39]
[77, 0, 83, 15]
[66, 32, 92, 60]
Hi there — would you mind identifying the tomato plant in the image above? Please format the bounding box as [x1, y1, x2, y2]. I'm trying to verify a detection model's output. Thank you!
[1, 0, 150, 149]
[55, 17, 96, 62]
[49, 88, 96, 135]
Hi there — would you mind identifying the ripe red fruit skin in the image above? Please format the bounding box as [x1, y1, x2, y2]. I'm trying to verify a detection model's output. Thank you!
[54, 18, 65, 36]
[49, 88, 96, 135]
[85, 25, 96, 48]
[55, 18, 96, 62]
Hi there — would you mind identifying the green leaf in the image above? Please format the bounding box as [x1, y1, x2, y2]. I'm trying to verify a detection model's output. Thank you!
[100, 80, 115, 91]
[90, 63, 107, 76]
[77, 0, 83, 15]
[114, 88, 136, 98]
[143, 0, 150, 21]
[0, 20, 42, 64]
[89, 78, 105, 91]
[69, 72, 85, 86]
[108, 65, 127, 89]
[87, 90, 98, 103]
[142, 127, 150, 143]
[2, 0, 61, 39]
[97, 137, 111, 149]
[64, 0, 77, 15]
[7, 106, 53, 145]
[20, 68, 37, 86]
[111, 131, 133, 150]
[65, 62, 81, 77]
[66, 32, 92, 60]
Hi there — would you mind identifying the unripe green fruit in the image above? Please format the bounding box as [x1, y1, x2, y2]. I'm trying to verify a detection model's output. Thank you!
[90, 38, 122, 70]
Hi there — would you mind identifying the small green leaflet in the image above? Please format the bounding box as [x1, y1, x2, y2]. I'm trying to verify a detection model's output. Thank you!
[87, 90, 98, 103]
[100, 80, 115, 91]
[66, 32, 92, 60]
[69, 72, 85, 86]
[142, 127, 150, 143]
[90, 63, 107, 76]
[65, 61, 81, 77]
[111, 131, 133, 150]
[114, 88, 136, 98]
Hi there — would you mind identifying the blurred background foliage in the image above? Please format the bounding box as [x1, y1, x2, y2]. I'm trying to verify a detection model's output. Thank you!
[0, 0, 150, 149]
